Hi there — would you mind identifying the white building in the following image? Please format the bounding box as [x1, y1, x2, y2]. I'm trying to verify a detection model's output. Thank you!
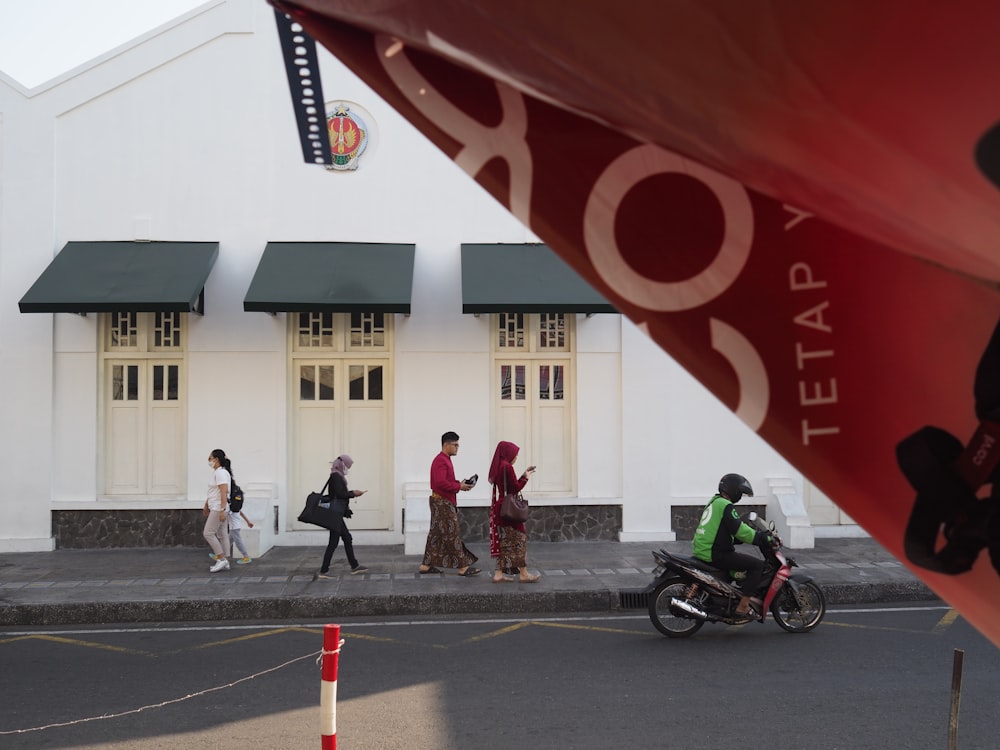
[0, 1, 855, 555]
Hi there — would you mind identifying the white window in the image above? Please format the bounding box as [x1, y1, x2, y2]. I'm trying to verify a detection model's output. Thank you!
[294, 311, 390, 352]
[101, 313, 187, 496]
[493, 313, 575, 494]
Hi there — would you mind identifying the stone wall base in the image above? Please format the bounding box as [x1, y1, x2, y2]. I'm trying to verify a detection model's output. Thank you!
[52, 510, 205, 549]
[53, 504, 625, 549]
[458, 505, 622, 543]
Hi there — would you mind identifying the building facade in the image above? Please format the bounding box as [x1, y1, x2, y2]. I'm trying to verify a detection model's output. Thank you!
[0, 1, 856, 554]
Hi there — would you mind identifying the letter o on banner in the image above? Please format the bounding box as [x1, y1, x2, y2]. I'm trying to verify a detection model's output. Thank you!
[583, 144, 754, 312]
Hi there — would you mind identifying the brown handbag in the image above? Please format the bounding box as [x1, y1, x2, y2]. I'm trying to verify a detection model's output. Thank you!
[499, 475, 530, 523]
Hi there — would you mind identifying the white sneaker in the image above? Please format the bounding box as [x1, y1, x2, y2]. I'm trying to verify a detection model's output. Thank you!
[209, 558, 230, 572]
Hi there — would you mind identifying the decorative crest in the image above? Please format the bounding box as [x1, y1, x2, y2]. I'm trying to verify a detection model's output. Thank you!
[325, 103, 369, 171]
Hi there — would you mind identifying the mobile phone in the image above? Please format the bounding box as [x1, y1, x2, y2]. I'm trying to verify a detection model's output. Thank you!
[464, 473, 478, 486]
[527, 465, 536, 472]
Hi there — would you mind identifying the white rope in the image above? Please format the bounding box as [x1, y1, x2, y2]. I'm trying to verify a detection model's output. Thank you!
[0, 649, 323, 735]
[315, 638, 346, 666]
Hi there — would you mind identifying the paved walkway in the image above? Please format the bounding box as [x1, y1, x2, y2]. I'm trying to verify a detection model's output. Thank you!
[0, 537, 936, 626]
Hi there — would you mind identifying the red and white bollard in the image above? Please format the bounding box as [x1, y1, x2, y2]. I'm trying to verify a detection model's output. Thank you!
[321, 623, 342, 750]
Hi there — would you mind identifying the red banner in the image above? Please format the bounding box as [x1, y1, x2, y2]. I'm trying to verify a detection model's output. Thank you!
[278, 2, 1000, 644]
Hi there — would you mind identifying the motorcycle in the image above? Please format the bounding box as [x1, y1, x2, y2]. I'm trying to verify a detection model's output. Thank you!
[645, 515, 826, 637]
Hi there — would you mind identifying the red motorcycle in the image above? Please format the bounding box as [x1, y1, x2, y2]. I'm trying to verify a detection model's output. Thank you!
[646, 517, 826, 637]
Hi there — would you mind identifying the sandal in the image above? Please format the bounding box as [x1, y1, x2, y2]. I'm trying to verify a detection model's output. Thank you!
[458, 567, 482, 577]
[519, 574, 541, 583]
[419, 566, 443, 574]
[492, 574, 514, 583]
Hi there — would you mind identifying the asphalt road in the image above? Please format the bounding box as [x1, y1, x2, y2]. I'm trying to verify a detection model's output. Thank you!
[1, 604, 997, 749]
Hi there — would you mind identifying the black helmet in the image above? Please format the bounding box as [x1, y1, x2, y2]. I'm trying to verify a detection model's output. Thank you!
[718, 473, 753, 502]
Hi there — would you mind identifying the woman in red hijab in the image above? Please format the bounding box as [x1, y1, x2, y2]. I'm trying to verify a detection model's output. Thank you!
[488, 440, 540, 583]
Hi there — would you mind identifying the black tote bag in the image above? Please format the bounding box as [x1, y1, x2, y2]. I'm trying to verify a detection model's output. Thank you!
[297, 476, 344, 531]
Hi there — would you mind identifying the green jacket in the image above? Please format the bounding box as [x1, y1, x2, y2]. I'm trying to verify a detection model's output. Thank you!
[692, 494, 758, 562]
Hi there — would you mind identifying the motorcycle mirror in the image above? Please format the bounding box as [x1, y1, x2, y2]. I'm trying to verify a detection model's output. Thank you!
[769, 520, 777, 533]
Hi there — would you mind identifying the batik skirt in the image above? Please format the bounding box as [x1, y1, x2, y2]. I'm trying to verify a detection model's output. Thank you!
[422, 496, 478, 569]
[496, 525, 527, 570]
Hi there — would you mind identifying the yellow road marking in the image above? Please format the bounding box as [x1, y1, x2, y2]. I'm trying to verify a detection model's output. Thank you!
[346, 632, 447, 648]
[195, 626, 319, 649]
[932, 609, 961, 634]
[528, 621, 647, 636]
[196, 626, 447, 650]
[0, 634, 150, 655]
[717, 624, 750, 636]
[5, 614, 953, 656]
[459, 620, 648, 645]
[460, 622, 533, 644]
[821, 621, 941, 636]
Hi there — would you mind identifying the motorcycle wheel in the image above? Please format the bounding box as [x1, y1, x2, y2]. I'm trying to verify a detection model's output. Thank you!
[770, 580, 826, 633]
[648, 580, 704, 638]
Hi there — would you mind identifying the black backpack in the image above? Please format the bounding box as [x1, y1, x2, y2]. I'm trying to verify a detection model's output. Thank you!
[229, 481, 245, 513]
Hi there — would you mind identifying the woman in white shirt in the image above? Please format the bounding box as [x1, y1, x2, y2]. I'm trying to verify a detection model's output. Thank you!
[203, 449, 232, 572]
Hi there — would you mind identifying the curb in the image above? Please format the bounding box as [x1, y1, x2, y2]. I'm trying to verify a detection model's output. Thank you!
[0, 581, 938, 627]
[0, 591, 619, 627]
[820, 580, 938, 605]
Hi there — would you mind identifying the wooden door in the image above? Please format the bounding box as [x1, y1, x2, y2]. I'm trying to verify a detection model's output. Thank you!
[105, 359, 184, 495]
[292, 359, 390, 529]
[495, 360, 572, 493]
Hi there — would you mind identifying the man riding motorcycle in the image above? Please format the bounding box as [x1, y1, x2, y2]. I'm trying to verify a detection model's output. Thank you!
[692, 473, 774, 617]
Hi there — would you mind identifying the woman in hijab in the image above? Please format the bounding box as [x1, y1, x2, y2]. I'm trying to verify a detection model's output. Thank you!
[316, 454, 369, 579]
[488, 441, 540, 583]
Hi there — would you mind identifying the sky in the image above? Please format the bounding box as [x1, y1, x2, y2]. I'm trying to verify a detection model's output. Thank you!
[0, 0, 208, 88]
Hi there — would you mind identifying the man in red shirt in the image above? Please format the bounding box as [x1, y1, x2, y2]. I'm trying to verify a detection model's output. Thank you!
[418, 431, 481, 576]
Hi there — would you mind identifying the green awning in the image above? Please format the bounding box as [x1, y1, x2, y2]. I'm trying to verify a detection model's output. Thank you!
[18, 241, 219, 314]
[461, 243, 616, 314]
[243, 242, 416, 313]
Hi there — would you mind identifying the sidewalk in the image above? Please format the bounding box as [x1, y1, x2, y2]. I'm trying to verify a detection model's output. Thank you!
[0, 538, 936, 626]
